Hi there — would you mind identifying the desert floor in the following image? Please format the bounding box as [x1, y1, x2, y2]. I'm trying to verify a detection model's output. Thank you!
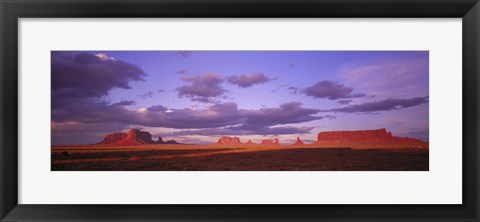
[51, 144, 429, 171]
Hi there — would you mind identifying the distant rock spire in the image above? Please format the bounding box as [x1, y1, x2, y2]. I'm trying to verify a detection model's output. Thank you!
[293, 136, 305, 145]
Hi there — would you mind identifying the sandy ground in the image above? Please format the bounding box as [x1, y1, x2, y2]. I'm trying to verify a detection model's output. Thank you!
[51, 144, 429, 171]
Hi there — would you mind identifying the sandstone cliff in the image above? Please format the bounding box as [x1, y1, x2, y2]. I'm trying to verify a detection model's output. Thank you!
[216, 136, 243, 145]
[317, 128, 423, 144]
[97, 129, 179, 146]
[261, 138, 280, 145]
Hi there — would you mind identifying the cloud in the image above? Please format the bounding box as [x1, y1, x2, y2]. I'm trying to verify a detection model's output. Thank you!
[51, 52, 146, 108]
[239, 102, 321, 129]
[166, 102, 324, 136]
[176, 70, 188, 75]
[143, 101, 319, 130]
[95, 53, 116, 61]
[287, 86, 299, 95]
[51, 51, 148, 143]
[147, 105, 168, 112]
[111, 100, 136, 106]
[337, 99, 352, 105]
[54, 99, 324, 136]
[227, 73, 275, 88]
[157, 89, 165, 93]
[302, 80, 366, 100]
[322, 96, 429, 113]
[137, 91, 154, 99]
[288, 63, 295, 68]
[176, 73, 227, 102]
[176, 51, 192, 58]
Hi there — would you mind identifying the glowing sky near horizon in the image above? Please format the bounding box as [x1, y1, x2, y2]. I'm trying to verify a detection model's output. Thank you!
[51, 51, 429, 145]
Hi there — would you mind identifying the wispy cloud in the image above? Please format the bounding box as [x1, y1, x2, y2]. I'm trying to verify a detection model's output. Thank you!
[111, 100, 136, 106]
[322, 96, 429, 113]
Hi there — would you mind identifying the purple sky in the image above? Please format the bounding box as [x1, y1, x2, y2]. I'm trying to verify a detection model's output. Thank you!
[51, 51, 429, 145]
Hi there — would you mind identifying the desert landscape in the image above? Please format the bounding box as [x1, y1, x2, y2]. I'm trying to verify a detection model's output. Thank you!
[51, 51, 429, 171]
[52, 128, 428, 171]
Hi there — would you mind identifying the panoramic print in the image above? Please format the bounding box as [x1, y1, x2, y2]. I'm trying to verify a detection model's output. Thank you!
[51, 51, 429, 171]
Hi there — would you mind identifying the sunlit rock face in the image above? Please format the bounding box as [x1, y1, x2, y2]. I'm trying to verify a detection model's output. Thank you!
[260, 138, 280, 145]
[317, 128, 422, 143]
[216, 136, 243, 145]
[97, 129, 177, 146]
[127, 129, 155, 144]
[97, 132, 128, 145]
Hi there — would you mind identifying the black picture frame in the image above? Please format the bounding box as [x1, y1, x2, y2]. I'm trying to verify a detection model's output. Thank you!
[1, 0, 479, 221]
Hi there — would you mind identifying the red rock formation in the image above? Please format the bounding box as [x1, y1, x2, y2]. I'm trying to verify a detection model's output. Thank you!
[97, 129, 176, 146]
[155, 137, 165, 144]
[317, 128, 423, 143]
[216, 136, 242, 145]
[245, 140, 255, 145]
[97, 132, 128, 144]
[165, 140, 180, 144]
[128, 129, 155, 144]
[260, 139, 272, 145]
[293, 136, 305, 145]
[274, 138, 279, 145]
[261, 138, 280, 145]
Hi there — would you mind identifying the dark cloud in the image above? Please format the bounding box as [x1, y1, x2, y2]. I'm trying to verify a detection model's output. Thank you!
[176, 73, 227, 102]
[50, 52, 144, 135]
[166, 102, 322, 136]
[302, 80, 365, 100]
[51, 52, 147, 142]
[52, 100, 137, 125]
[322, 96, 429, 113]
[288, 63, 295, 68]
[138, 91, 154, 99]
[51, 52, 146, 106]
[176, 51, 192, 58]
[157, 89, 165, 93]
[111, 100, 136, 106]
[227, 73, 275, 88]
[54, 99, 323, 136]
[337, 99, 352, 105]
[147, 105, 168, 112]
[239, 102, 321, 129]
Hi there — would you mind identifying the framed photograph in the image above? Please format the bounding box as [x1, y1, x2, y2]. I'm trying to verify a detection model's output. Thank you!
[1, 0, 479, 221]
